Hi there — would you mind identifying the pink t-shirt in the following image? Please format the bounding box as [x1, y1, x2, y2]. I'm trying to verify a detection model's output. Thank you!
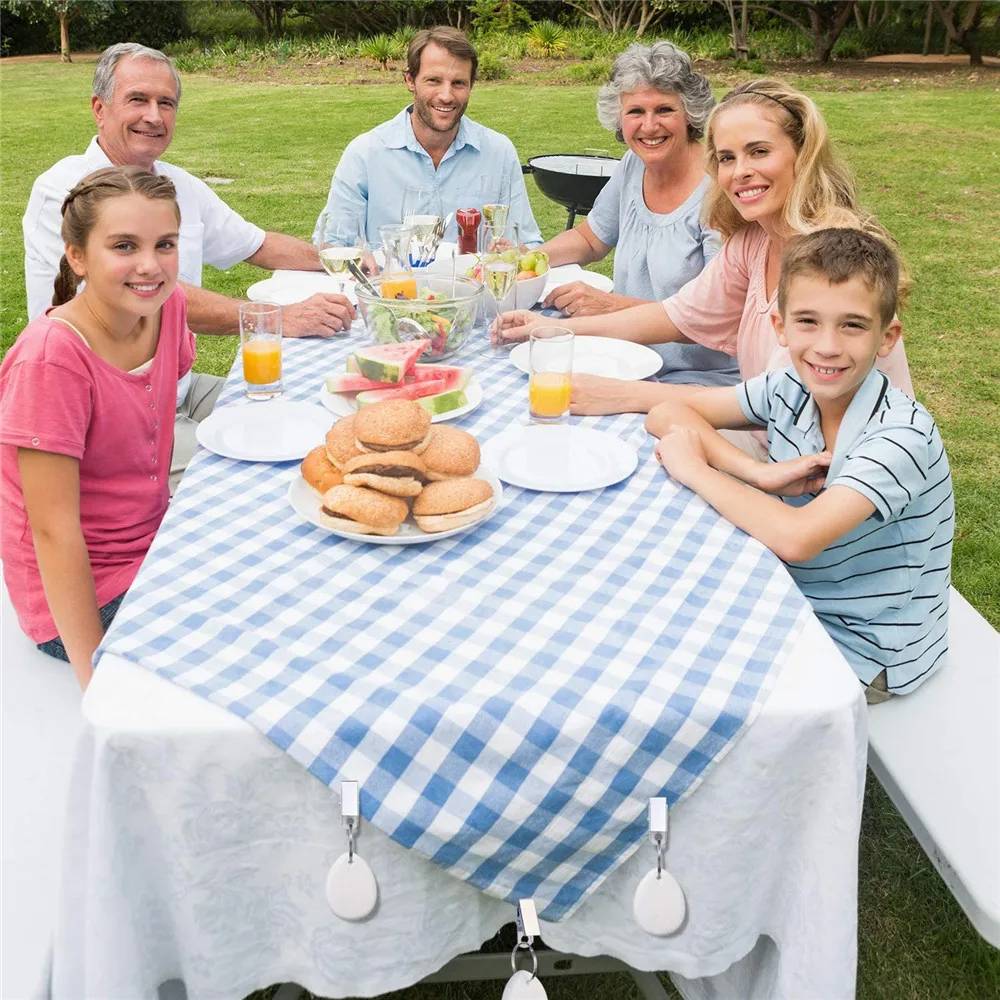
[0, 287, 195, 642]
[663, 224, 914, 396]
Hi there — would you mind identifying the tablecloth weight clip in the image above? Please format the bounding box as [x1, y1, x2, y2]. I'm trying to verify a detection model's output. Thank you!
[325, 780, 378, 922]
[632, 796, 687, 936]
[502, 899, 547, 998]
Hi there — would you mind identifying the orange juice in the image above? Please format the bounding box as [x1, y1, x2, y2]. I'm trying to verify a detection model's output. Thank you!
[242, 339, 282, 385]
[529, 371, 571, 420]
[380, 275, 418, 300]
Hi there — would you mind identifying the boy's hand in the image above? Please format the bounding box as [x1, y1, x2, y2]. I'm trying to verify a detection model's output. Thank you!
[654, 427, 708, 485]
[755, 451, 832, 497]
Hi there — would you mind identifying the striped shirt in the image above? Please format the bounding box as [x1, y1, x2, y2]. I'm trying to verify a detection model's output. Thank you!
[739, 367, 954, 693]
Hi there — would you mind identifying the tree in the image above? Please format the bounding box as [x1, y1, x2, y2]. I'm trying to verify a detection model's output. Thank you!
[0, 0, 113, 61]
[933, 0, 984, 65]
[752, 1, 856, 63]
[238, 1, 295, 36]
[717, 0, 751, 59]
[562, 0, 674, 38]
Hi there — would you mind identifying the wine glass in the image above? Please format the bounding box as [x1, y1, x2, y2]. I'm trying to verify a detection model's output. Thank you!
[480, 174, 511, 236]
[400, 187, 442, 268]
[480, 223, 518, 360]
[316, 211, 364, 296]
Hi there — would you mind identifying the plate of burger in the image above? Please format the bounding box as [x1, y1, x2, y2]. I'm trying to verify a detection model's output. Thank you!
[290, 400, 502, 544]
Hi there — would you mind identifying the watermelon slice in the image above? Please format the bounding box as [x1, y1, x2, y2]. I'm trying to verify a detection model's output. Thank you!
[407, 364, 473, 391]
[416, 388, 469, 416]
[355, 378, 448, 407]
[349, 341, 429, 384]
[326, 372, 395, 394]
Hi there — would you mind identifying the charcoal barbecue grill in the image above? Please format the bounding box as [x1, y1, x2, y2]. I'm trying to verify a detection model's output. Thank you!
[522, 153, 620, 230]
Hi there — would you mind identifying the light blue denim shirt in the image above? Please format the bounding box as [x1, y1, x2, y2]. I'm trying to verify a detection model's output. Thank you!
[587, 151, 739, 386]
[315, 106, 543, 247]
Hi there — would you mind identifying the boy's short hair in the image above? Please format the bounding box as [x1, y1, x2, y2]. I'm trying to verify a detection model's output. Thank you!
[778, 228, 899, 328]
[407, 27, 478, 85]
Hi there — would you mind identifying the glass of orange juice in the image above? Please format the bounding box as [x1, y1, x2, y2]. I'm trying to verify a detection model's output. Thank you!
[529, 326, 573, 423]
[239, 302, 282, 400]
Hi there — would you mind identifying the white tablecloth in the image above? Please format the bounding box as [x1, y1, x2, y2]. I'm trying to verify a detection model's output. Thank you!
[53, 615, 866, 1000]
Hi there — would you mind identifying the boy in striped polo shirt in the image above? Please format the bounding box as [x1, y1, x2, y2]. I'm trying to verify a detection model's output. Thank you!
[646, 228, 953, 702]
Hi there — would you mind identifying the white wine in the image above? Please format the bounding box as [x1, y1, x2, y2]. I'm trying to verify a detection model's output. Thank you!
[482, 203, 510, 231]
[484, 260, 516, 300]
[404, 213, 440, 263]
[319, 246, 363, 276]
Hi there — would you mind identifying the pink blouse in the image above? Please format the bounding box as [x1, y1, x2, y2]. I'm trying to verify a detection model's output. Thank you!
[662, 224, 914, 396]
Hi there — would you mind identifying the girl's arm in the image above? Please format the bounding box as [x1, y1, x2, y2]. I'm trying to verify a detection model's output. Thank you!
[656, 428, 873, 564]
[18, 448, 103, 690]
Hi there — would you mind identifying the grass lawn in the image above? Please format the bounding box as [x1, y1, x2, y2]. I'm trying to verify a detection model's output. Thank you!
[1, 60, 998, 999]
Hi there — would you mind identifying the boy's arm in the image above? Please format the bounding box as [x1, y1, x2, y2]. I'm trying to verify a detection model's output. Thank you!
[646, 389, 831, 495]
[18, 448, 102, 690]
[656, 428, 875, 564]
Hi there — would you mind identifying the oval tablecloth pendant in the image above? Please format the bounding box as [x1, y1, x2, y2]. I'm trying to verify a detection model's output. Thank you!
[633, 866, 686, 936]
[325, 851, 378, 921]
[502, 969, 548, 999]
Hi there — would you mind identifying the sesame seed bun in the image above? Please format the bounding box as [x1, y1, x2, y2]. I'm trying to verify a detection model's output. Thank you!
[419, 426, 481, 481]
[412, 478, 495, 533]
[325, 415, 363, 470]
[354, 400, 432, 454]
[301, 446, 344, 497]
[320, 484, 409, 536]
[342, 451, 427, 498]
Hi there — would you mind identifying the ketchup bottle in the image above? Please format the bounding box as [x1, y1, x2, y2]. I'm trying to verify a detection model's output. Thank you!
[456, 207, 482, 255]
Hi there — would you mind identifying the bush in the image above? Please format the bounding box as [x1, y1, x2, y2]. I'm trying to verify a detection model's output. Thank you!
[563, 59, 611, 84]
[528, 20, 568, 58]
[574, 44, 596, 61]
[359, 32, 403, 69]
[478, 52, 510, 81]
[733, 57, 768, 74]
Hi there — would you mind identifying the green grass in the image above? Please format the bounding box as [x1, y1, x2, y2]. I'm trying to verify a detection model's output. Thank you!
[1, 61, 998, 999]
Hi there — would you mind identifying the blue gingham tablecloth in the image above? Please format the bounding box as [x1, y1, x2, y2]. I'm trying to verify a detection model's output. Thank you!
[98, 331, 811, 920]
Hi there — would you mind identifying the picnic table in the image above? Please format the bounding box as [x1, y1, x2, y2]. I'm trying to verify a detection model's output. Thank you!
[51, 318, 868, 1000]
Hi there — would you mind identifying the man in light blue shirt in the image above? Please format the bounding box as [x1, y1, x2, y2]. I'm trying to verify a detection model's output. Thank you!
[315, 27, 542, 248]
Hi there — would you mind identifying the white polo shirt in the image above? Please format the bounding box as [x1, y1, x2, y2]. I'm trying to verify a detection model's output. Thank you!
[22, 137, 266, 402]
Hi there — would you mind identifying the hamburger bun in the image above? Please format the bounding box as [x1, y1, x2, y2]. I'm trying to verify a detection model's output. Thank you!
[420, 426, 481, 481]
[325, 415, 363, 470]
[342, 450, 427, 498]
[320, 484, 409, 536]
[301, 446, 344, 496]
[413, 478, 495, 533]
[354, 399, 432, 454]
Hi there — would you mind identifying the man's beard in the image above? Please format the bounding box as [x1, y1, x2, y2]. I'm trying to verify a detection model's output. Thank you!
[412, 92, 467, 134]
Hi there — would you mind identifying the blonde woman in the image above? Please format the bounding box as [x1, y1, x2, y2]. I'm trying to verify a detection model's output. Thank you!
[497, 79, 913, 414]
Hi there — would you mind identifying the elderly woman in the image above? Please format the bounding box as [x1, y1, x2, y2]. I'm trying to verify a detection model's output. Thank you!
[537, 41, 739, 386]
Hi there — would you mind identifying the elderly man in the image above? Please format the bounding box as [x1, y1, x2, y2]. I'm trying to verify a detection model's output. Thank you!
[23, 43, 355, 487]
[316, 26, 542, 248]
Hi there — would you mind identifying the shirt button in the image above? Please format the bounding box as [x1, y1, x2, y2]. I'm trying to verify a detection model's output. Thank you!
[150, 404, 155, 410]
[145, 384, 152, 392]
[31, 436, 40, 446]
[150, 474, 158, 481]
[152, 458, 157, 465]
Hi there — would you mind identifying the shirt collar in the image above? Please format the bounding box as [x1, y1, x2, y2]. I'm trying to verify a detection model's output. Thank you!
[85, 135, 164, 175]
[825, 367, 891, 482]
[382, 105, 480, 158]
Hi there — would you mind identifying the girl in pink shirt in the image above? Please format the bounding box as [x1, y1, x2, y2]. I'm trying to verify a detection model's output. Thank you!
[497, 80, 913, 413]
[0, 166, 194, 689]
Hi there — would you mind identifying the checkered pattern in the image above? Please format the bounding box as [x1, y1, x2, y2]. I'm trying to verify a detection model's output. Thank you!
[98, 327, 810, 920]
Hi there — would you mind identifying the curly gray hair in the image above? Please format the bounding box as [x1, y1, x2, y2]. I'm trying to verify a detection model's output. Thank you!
[93, 43, 182, 106]
[596, 41, 714, 142]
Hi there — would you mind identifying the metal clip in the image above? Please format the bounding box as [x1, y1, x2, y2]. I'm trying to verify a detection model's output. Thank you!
[342, 781, 359, 864]
[511, 898, 541, 981]
[649, 797, 667, 880]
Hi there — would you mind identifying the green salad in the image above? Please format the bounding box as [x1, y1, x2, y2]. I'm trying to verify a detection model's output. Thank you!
[367, 291, 474, 358]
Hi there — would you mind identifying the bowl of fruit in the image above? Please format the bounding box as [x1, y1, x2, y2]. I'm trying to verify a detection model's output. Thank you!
[355, 273, 483, 361]
[463, 250, 550, 316]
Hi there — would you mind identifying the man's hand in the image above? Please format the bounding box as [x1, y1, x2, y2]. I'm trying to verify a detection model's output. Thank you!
[543, 281, 617, 317]
[281, 293, 357, 338]
[754, 451, 831, 497]
[654, 427, 709, 486]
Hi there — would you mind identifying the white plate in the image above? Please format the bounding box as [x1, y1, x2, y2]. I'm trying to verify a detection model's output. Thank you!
[481, 425, 637, 493]
[542, 265, 614, 299]
[288, 469, 503, 545]
[247, 273, 358, 306]
[318, 376, 483, 424]
[509, 338, 661, 381]
[196, 401, 332, 462]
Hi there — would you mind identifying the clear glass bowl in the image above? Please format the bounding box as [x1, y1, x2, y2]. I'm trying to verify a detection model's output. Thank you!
[355, 273, 483, 361]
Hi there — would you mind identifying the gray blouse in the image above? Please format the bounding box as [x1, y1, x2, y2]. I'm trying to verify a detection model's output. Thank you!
[587, 152, 740, 386]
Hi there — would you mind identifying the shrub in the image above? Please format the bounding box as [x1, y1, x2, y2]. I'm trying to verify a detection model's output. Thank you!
[564, 60, 612, 84]
[391, 26, 416, 53]
[528, 20, 568, 59]
[733, 57, 768, 74]
[574, 45, 596, 61]
[478, 52, 510, 81]
[359, 32, 402, 69]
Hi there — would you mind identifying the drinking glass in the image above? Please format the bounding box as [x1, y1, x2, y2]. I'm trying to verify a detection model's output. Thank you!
[480, 223, 518, 359]
[316, 211, 365, 295]
[480, 174, 511, 236]
[529, 327, 574, 423]
[400, 187, 442, 267]
[239, 302, 282, 400]
[377, 224, 417, 300]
